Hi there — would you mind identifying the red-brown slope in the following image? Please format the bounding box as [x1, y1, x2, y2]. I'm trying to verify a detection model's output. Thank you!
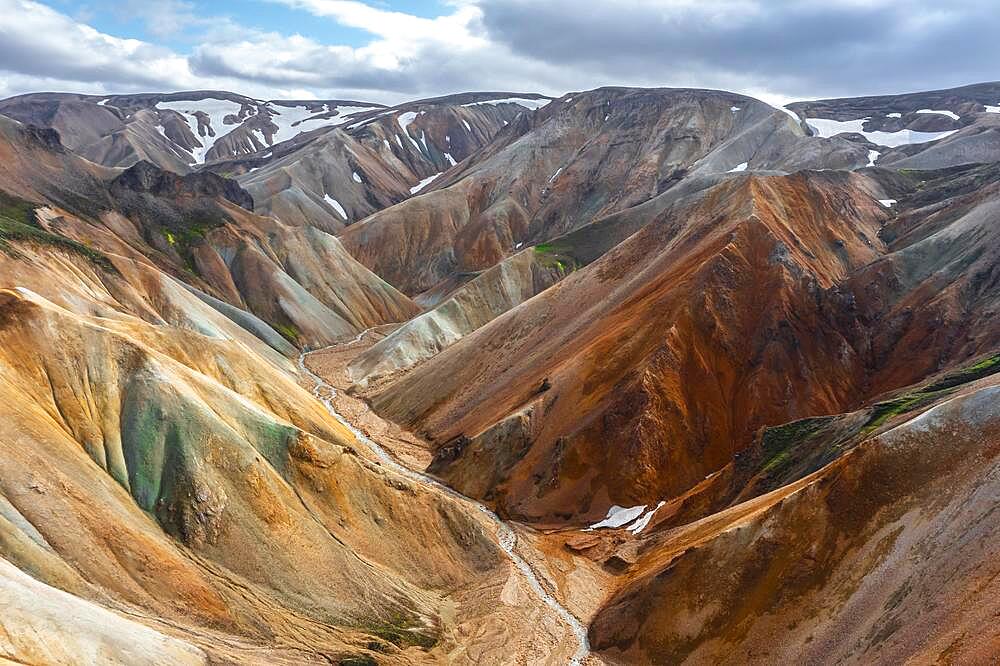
[367, 171, 887, 523]
[589, 375, 1000, 664]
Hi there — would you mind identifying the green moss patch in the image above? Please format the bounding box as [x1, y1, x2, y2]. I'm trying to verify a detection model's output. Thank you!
[274, 322, 301, 344]
[357, 615, 437, 650]
[759, 416, 837, 476]
[863, 352, 1000, 434]
[0, 191, 116, 272]
[533, 242, 579, 274]
[157, 213, 225, 273]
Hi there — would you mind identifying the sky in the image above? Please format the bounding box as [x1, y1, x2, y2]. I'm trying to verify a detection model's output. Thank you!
[1, 0, 998, 107]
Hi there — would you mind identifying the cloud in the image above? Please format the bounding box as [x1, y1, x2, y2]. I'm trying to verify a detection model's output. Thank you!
[0, 0, 195, 91]
[1, 0, 998, 105]
[476, 0, 1000, 99]
[118, 0, 204, 39]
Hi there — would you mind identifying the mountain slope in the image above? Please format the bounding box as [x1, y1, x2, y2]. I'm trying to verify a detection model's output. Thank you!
[590, 373, 1000, 664]
[3, 78, 1000, 665]
[340, 87, 868, 296]
[362, 171, 890, 522]
[0, 115, 419, 348]
[788, 80, 1000, 169]
[0, 91, 385, 171]
[233, 93, 550, 232]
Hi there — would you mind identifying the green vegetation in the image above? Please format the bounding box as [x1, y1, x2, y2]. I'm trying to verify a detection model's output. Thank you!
[925, 353, 1000, 392]
[862, 390, 948, 434]
[533, 242, 578, 274]
[0, 191, 36, 225]
[759, 416, 836, 475]
[862, 352, 1000, 434]
[357, 614, 437, 650]
[274, 322, 301, 344]
[339, 657, 377, 666]
[158, 214, 224, 273]
[0, 190, 116, 272]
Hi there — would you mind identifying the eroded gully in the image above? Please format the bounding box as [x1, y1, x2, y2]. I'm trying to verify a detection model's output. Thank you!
[298, 342, 591, 665]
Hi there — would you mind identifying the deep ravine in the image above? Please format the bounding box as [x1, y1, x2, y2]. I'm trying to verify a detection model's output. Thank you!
[298, 344, 591, 665]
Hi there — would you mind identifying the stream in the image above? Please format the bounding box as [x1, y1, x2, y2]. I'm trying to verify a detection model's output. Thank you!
[298, 345, 591, 665]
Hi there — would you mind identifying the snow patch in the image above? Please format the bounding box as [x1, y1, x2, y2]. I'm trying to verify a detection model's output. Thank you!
[410, 173, 441, 194]
[154, 124, 171, 142]
[806, 117, 959, 147]
[728, 162, 749, 173]
[157, 98, 245, 164]
[878, 199, 897, 208]
[549, 167, 563, 183]
[916, 108, 960, 121]
[383, 139, 392, 151]
[461, 97, 550, 110]
[867, 150, 880, 167]
[731, 106, 741, 112]
[352, 171, 363, 183]
[778, 106, 803, 123]
[462, 119, 472, 132]
[588, 505, 647, 530]
[397, 111, 418, 133]
[887, 112, 902, 118]
[323, 195, 347, 219]
[627, 501, 666, 534]
[265, 103, 378, 145]
[443, 152, 457, 166]
[986, 104, 1000, 114]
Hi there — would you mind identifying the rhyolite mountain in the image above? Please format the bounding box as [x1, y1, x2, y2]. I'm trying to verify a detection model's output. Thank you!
[0, 90, 552, 233]
[1, 79, 1000, 665]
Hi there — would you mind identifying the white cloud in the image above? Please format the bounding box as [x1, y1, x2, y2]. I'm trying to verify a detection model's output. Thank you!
[0, 0, 195, 90]
[272, 0, 485, 46]
[0, 0, 997, 107]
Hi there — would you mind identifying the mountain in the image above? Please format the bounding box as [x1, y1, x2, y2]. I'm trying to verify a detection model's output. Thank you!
[231, 93, 552, 232]
[339, 87, 868, 296]
[0, 114, 419, 349]
[0, 105, 583, 664]
[0, 90, 552, 235]
[788, 81, 1000, 169]
[0, 91, 386, 171]
[2, 79, 1000, 665]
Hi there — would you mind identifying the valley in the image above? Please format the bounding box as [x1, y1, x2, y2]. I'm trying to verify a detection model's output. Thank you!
[1, 78, 1000, 665]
